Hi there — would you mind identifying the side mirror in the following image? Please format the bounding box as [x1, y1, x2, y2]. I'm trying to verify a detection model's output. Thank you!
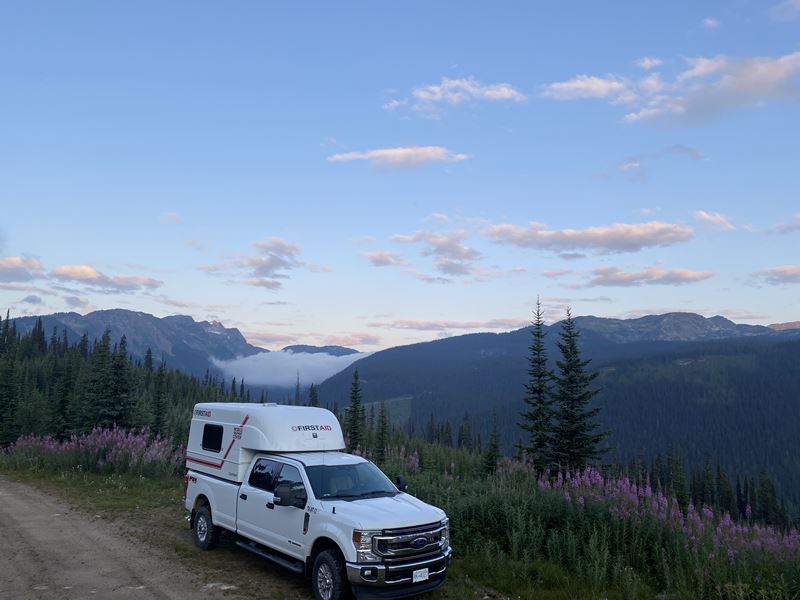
[395, 475, 408, 492]
[274, 481, 307, 509]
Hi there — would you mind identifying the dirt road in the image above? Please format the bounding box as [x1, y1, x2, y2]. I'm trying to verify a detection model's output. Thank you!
[0, 476, 238, 600]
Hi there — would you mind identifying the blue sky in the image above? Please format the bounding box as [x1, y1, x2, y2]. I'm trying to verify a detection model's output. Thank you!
[1, 1, 799, 349]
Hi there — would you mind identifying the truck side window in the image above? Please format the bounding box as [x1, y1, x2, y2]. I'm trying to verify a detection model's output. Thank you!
[249, 458, 280, 492]
[276, 464, 306, 496]
[201, 424, 224, 453]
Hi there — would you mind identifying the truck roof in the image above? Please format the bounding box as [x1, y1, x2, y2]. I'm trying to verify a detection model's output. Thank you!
[271, 451, 367, 467]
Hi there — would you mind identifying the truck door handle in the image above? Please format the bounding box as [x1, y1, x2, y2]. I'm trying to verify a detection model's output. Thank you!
[266, 502, 274, 510]
[240, 493, 248, 501]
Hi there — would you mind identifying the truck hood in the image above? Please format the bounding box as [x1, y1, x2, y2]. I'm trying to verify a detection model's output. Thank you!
[321, 493, 446, 530]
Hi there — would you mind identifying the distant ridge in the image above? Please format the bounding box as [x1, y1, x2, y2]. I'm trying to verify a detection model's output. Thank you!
[282, 344, 359, 356]
[11, 309, 264, 376]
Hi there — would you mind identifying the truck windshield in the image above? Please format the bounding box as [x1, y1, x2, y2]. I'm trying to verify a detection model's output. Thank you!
[305, 461, 398, 500]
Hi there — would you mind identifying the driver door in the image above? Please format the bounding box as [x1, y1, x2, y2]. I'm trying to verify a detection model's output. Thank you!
[270, 463, 309, 559]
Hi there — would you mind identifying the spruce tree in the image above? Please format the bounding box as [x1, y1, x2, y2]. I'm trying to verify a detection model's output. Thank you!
[457, 411, 473, 451]
[346, 369, 365, 451]
[294, 371, 301, 405]
[152, 362, 167, 437]
[374, 401, 388, 464]
[518, 297, 554, 474]
[551, 309, 607, 470]
[308, 383, 319, 407]
[483, 412, 500, 474]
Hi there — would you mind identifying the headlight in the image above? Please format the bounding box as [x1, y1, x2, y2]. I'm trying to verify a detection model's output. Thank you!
[440, 518, 450, 549]
[352, 529, 382, 563]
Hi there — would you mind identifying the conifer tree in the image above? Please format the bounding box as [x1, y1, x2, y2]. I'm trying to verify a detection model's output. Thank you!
[294, 371, 301, 405]
[551, 309, 607, 470]
[483, 412, 500, 474]
[518, 297, 554, 474]
[374, 401, 388, 464]
[152, 362, 168, 437]
[89, 330, 115, 427]
[345, 369, 365, 451]
[308, 383, 319, 407]
[457, 411, 473, 451]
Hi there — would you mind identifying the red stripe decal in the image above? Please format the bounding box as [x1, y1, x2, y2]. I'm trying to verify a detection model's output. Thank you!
[188, 415, 249, 470]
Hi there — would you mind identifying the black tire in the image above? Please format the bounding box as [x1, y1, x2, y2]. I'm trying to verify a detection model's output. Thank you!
[311, 549, 348, 600]
[193, 504, 220, 550]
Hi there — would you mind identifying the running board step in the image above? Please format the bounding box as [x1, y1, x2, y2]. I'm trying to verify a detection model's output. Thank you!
[235, 540, 304, 574]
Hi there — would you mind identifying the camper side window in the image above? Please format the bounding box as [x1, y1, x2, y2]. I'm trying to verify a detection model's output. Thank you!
[249, 458, 280, 492]
[201, 424, 224, 453]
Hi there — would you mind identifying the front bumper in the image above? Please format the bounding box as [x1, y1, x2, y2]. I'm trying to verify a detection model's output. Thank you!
[346, 547, 452, 598]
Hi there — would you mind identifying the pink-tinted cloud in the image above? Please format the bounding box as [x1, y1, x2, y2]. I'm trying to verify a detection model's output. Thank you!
[393, 229, 481, 275]
[369, 317, 528, 332]
[0, 257, 44, 282]
[484, 220, 693, 254]
[693, 210, 735, 230]
[328, 146, 469, 167]
[324, 333, 382, 347]
[362, 251, 409, 267]
[771, 213, 800, 234]
[585, 266, 715, 287]
[51, 265, 162, 291]
[753, 264, 800, 284]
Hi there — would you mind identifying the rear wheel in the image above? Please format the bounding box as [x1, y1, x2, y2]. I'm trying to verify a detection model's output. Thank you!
[193, 504, 220, 550]
[311, 549, 348, 600]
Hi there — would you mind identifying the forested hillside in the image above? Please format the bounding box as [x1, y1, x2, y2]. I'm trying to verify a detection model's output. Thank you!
[0, 313, 252, 445]
[319, 326, 800, 511]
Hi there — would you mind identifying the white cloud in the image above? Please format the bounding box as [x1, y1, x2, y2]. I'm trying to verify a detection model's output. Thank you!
[200, 236, 304, 291]
[328, 146, 469, 167]
[585, 265, 715, 287]
[51, 265, 163, 291]
[362, 251, 408, 267]
[368, 318, 527, 332]
[392, 229, 481, 275]
[484, 220, 694, 254]
[411, 76, 526, 112]
[543, 51, 800, 123]
[541, 74, 633, 102]
[383, 98, 408, 111]
[753, 265, 800, 284]
[702, 17, 721, 29]
[0, 257, 44, 282]
[213, 350, 370, 388]
[693, 210, 735, 230]
[636, 57, 663, 70]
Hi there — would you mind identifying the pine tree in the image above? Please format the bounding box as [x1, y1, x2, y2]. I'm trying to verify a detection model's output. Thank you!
[308, 383, 319, 407]
[457, 411, 473, 451]
[345, 370, 365, 451]
[551, 309, 607, 470]
[88, 330, 115, 427]
[483, 412, 500, 474]
[294, 371, 301, 405]
[109, 335, 132, 426]
[374, 402, 388, 464]
[152, 362, 167, 437]
[518, 297, 554, 474]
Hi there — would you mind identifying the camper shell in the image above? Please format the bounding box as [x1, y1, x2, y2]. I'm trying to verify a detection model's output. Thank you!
[186, 402, 345, 482]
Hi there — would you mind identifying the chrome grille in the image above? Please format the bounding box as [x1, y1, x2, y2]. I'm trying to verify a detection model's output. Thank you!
[373, 523, 446, 562]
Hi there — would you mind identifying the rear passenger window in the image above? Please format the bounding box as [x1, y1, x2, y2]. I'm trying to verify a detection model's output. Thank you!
[249, 458, 280, 492]
[201, 424, 224, 453]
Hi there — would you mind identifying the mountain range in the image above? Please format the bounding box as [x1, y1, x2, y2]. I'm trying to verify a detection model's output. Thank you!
[9, 308, 800, 506]
[9, 310, 355, 376]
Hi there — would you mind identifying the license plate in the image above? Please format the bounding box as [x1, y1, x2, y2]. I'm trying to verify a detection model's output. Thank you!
[412, 567, 429, 583]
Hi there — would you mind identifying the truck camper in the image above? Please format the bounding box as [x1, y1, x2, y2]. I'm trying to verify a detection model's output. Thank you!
[184, 403, 451, 600]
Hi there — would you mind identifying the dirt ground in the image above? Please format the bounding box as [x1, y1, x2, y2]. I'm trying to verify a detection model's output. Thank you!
[0, 475, 309, 600]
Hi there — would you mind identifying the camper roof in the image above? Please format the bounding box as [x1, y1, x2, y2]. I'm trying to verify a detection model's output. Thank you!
[192, 402, 345, 453]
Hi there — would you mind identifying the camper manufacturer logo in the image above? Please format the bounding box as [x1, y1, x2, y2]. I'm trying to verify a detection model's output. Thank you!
[194, 409, 212, 417]
[291, 425, 333, 432]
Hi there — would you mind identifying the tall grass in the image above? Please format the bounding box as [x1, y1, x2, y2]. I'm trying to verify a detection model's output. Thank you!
[381, 442, 800, 599]
[0, 426, 184, 477]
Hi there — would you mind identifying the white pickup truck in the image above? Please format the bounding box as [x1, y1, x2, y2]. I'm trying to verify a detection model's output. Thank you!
[183, 402, 452, 600]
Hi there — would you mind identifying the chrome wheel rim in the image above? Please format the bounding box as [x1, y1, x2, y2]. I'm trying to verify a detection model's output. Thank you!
[316, 563, 334, 600]
[196, 515, 208, 542]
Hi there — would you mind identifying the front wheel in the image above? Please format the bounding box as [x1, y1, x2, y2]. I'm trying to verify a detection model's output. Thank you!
[311, 549, 348, 600]
[193, 505, 220, 550]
